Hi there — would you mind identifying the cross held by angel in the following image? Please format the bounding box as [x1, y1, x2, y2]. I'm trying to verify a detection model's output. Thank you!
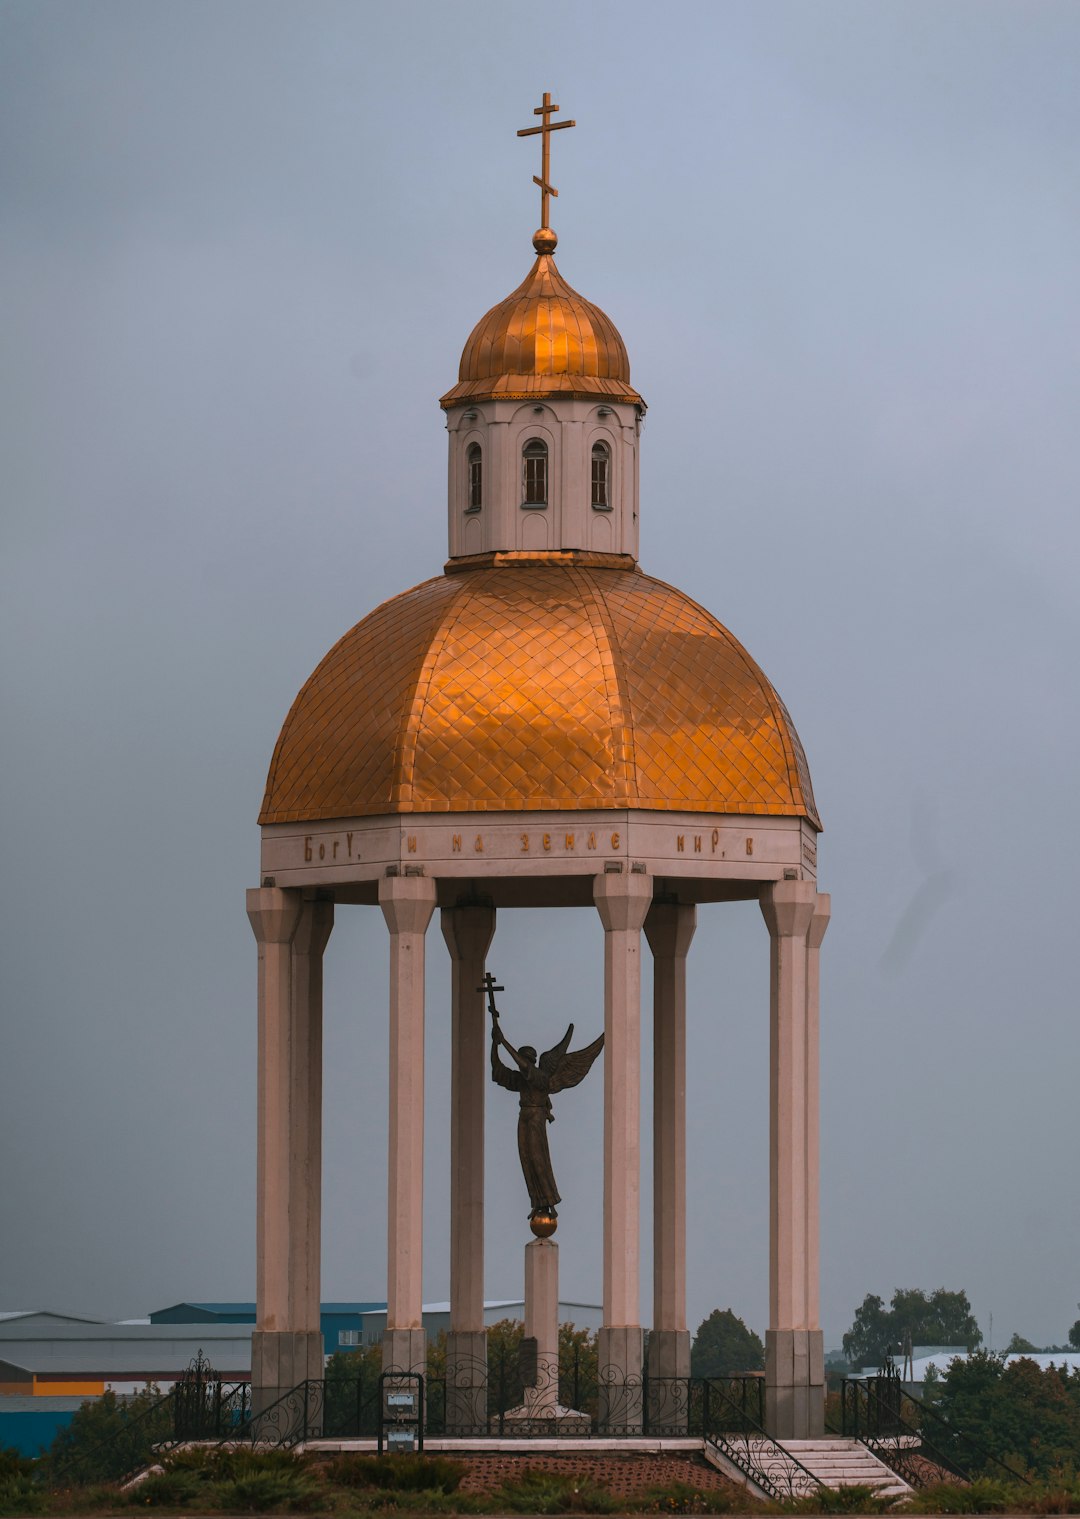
[483, 972, 604, 1233]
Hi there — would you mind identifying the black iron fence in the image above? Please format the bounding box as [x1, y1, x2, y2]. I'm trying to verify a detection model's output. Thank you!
[840, 1374, 1030, 1489]
[164, 1365, 767, 1446]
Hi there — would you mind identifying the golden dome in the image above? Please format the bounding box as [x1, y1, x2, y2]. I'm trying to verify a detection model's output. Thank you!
[440, 253, 643, 409]
[259, 560, 819, 827]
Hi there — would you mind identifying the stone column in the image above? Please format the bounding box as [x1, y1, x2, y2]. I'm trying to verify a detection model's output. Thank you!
[805, 895, 830, 1346]
[594, 869, 652, 1432]
[523, 1238, 560, 1418]
[379, 873, 437, 1376]
[248, 888, 333, 1402]
[644, 902, 696, 1430]
[440, 903, 495, 1432]
[760, 879, 822, 1439]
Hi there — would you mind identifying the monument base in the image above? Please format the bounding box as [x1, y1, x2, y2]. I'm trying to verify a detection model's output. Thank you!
[445, 1329, 488, 1434]
[501, 1402, 592, 1435]
[250, 1329, 324, 1427]
[597, 1325, 644, 1434]
[647, 1328, 691, 1432]
[765, 1329, 824, 1439]
[382, 1327, 427, 1377]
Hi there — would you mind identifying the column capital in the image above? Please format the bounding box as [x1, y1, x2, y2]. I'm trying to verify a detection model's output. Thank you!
[247, 886, 302, 946]
[807, 892, 831, 951]
[644, 901, 696, 960]
[760, 878, 816, 941]
[440, 902, 496, 963]
[379, 873, 437, 936]
[293, 896, 334, 958]
[594, 870, 652, 932]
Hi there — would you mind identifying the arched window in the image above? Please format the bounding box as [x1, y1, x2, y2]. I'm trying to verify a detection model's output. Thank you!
[591, 441, 612, 509]
[466, 443, 482, 512]
[522, 438, 548, 507]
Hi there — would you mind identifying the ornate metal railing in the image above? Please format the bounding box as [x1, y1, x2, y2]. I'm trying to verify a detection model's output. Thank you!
[702, 1378, 824, 1502]
[841, 1375, 1030, 1489]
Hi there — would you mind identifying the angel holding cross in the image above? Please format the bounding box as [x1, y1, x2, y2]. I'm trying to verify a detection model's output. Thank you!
[483, 972, 604, 1228]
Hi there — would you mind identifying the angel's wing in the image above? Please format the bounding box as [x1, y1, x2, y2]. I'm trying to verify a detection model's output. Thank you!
[538, 1023, 574, 1080]
[545, 1031, 604, 1093]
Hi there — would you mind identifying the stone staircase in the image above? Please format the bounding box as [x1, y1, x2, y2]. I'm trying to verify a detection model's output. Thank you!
[705, 1436, 912, 1503]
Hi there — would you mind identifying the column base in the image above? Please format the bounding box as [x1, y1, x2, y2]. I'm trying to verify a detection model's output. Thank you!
[765, 1329, 824, 1439]
[647, 1329, 691, 1433]
[250, 1330, 325, 1425]
[597, 1325, 644, 1434]
[382, 1327, 427, 1378]
[445, 1330, 487, 1435]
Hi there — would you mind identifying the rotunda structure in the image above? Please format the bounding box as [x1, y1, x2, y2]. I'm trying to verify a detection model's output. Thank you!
[248, 99, 829, 1441]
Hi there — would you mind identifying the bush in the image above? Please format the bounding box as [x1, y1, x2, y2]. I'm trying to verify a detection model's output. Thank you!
[123, 1467, 202, 1506]
[909, 1478, 1016, 1512]
[783, 1487, 888, 1515]
[0, 1474, 47, 1517]
[637, 1480, 737, 1513]
[215, 1466, 325, 1512]
[325, 1453, 467, 1492]
[494, 1467, 620, 1514]
[45, 1386, 173, 1486]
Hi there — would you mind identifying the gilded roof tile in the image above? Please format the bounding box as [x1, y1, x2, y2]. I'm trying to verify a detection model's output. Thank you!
[259, 565, 819, 828]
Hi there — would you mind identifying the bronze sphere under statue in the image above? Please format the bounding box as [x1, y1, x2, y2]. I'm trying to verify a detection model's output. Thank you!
[529, 1207, 558, 1239]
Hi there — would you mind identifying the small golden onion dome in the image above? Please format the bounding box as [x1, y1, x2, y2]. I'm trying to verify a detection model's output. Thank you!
[259, 560, 819, 828]
[440, 252, 643, 410]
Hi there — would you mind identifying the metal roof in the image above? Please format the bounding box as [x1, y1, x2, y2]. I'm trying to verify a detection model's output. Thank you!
[0, 1333, 252, 1376]
[0, 1322, 252, 1343]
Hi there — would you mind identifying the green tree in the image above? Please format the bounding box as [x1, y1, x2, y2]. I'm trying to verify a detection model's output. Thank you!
[324, 1344, 382, 1437]
[1005, 1332, 1039, 1354]
[45, 1385, 173, 1486]
[1068, 1319, 1080, 1351]
[690, 1309, 765, 1377]
[842, 1287, 981, 1370]
[931, 1349, 1080, 1479]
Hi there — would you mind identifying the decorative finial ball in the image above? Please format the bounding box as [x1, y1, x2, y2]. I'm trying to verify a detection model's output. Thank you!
[532, 227, 558, 255]
[529, 1207, 558, 1239]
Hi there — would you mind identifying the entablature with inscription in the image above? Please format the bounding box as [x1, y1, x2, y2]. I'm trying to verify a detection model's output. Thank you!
[260, 810, 818, 895]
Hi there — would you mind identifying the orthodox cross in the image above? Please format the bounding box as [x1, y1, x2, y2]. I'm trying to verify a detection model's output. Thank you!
[517, 92, 575, 231]
[478, 971, 505, 1018]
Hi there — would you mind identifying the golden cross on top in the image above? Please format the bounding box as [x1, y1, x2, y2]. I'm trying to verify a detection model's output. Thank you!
[517, 91, 575, 231]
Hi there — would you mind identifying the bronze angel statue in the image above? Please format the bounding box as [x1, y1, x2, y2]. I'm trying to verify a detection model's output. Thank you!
[484, 973, 604, 1226]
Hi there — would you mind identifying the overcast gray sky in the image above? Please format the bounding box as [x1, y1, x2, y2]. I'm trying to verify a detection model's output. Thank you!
[2, 0, 1078, 1354]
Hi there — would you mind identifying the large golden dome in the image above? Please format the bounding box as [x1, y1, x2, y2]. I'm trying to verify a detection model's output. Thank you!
[259, 559, 819, 827]
[440, 252, 643, 409]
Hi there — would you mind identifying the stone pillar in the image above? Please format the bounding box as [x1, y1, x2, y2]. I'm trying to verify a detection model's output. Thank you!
[805, 895, 830, 1343]
[760, 879, 823, 1439]
[523, 1238, 560, 1418]
[644, 902, 696, 1429]
[380, 873, 437, 1376]
[440, 903, 495, 1432]
[248, 888, 333, 1403]
[594, 869, 652, 1432]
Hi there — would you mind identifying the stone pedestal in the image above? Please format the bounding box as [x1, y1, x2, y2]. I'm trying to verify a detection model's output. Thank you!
[445, 1329, 488, 1434]
[647, 1328, 691, 1433]
[765, 1328, 824, 1439]
[523, 1239, 559, 1417]
[381, 1327, 427, 1378]
[597, 1324, 645, 1435]
[503, 1238, 589, 1434]
[250, 1329, 325, 1421]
